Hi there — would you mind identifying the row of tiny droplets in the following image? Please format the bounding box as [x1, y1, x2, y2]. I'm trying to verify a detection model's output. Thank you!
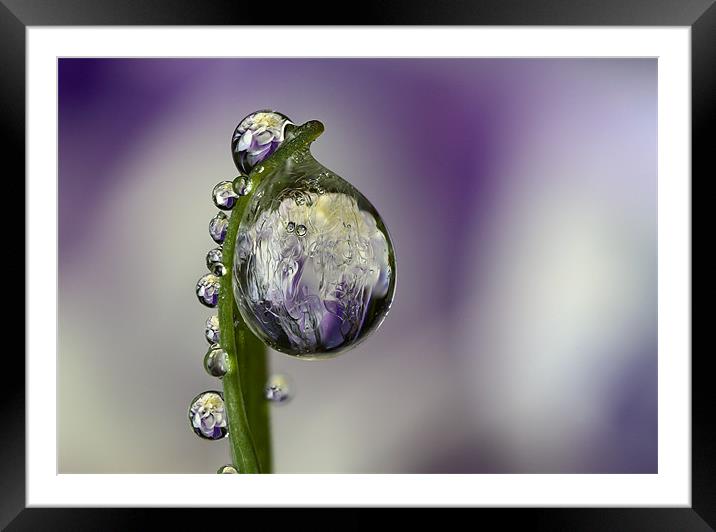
[188, 176, 292, 474]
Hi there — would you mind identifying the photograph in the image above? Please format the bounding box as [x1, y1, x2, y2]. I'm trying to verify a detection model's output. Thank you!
[58, 57, 657, 475]
[7, 7, 706, 526]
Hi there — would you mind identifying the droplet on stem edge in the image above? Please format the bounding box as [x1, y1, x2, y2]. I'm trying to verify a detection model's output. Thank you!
[231, 110, 293, 174]
[188, 390, 228, 440]
[217, 464, 239, 474]
[196, 273, 220, 308]
[209, 212, 229, 244]
[213, 180, 239, 210]
[206, 247, 227, 276]
[204, 346, 229, 378]
[233, 174, 252, 197]
[205, 314, 220, 344]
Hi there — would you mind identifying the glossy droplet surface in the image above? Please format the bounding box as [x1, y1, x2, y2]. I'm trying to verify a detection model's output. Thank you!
[217, 464, 239, 474]
[209, 212, 229, 244]
[188, 391, 228, 440]
[204, 346, 229, 378]
[206, 248, 226, 276]
[213, 181, 239, 210]
[233, 152, 396, 358]
[205, 315, 220, 344]
[232, 111, 292, 174]
[196, 273, 221, 308]
[265, 374, 292, 404]
[233, 175, 252, 196]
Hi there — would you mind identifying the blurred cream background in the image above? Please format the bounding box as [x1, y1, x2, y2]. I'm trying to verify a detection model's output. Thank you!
[58, 59, 656, 473]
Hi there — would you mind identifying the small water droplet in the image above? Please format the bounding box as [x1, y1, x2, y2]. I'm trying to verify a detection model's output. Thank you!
[209, 212, 229, 244]
[206, 247, 226, 276]
[286, 221, 295, 233]
[188, 390, 228, 440]
[196, 273, 220, 307]
[231, 111, 292, 173]
[233, 175, 252, 196]
[217, 464, 239, 474]
[205, 315, 220, 344]
[296, 224, 307, 237]
[213, 181, 239, 210]
[265, 374, 292, 404]
[204, 346, 229, 378]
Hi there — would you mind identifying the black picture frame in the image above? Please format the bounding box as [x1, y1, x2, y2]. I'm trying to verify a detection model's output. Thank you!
[4, 1, 708, 529]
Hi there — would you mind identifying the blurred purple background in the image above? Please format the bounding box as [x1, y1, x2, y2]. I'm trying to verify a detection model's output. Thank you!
[58, 58, 657, 473]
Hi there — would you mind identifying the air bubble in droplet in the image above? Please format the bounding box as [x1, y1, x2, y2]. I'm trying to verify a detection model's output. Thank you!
[196, 273, 220, 307]
[205, 315, 220, 344]
[217, 464, 239, 474]
[213, 181, 239, 210]
[286, 221, 295, 233]
[188, 390, 228, 440]
[265, 374, 292, 404]
[295, 224, 307, 237]
[206, 248, 226, 276]
[204, 346, 229, 378]
[209, 212, 229, 244]
[233, 175, 252, 196]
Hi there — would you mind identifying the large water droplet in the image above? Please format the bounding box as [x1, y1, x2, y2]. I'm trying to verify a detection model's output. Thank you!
[196, 273, 221, 307]
[231, 110, 293, 174]
[205, 314, 220, 344]
[209, 212, 229, 244]
[204, 346, 229, 378]
[233, 142, 396, 358]
[213, 181, 239, 210]
[265, 374, 292, 404]
[206, 247, 226, 276]
[188, 391, 228, 440]
[217, 464, 239, 474]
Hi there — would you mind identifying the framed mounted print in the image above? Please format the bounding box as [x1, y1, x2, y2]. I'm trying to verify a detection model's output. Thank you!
[4, 0, 709, 528]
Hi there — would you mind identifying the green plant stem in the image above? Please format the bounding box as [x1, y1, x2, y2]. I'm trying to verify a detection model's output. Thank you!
[235, 313, 272, 471]
[219, 203, 263, 473]
[218, 119, 325, 474]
